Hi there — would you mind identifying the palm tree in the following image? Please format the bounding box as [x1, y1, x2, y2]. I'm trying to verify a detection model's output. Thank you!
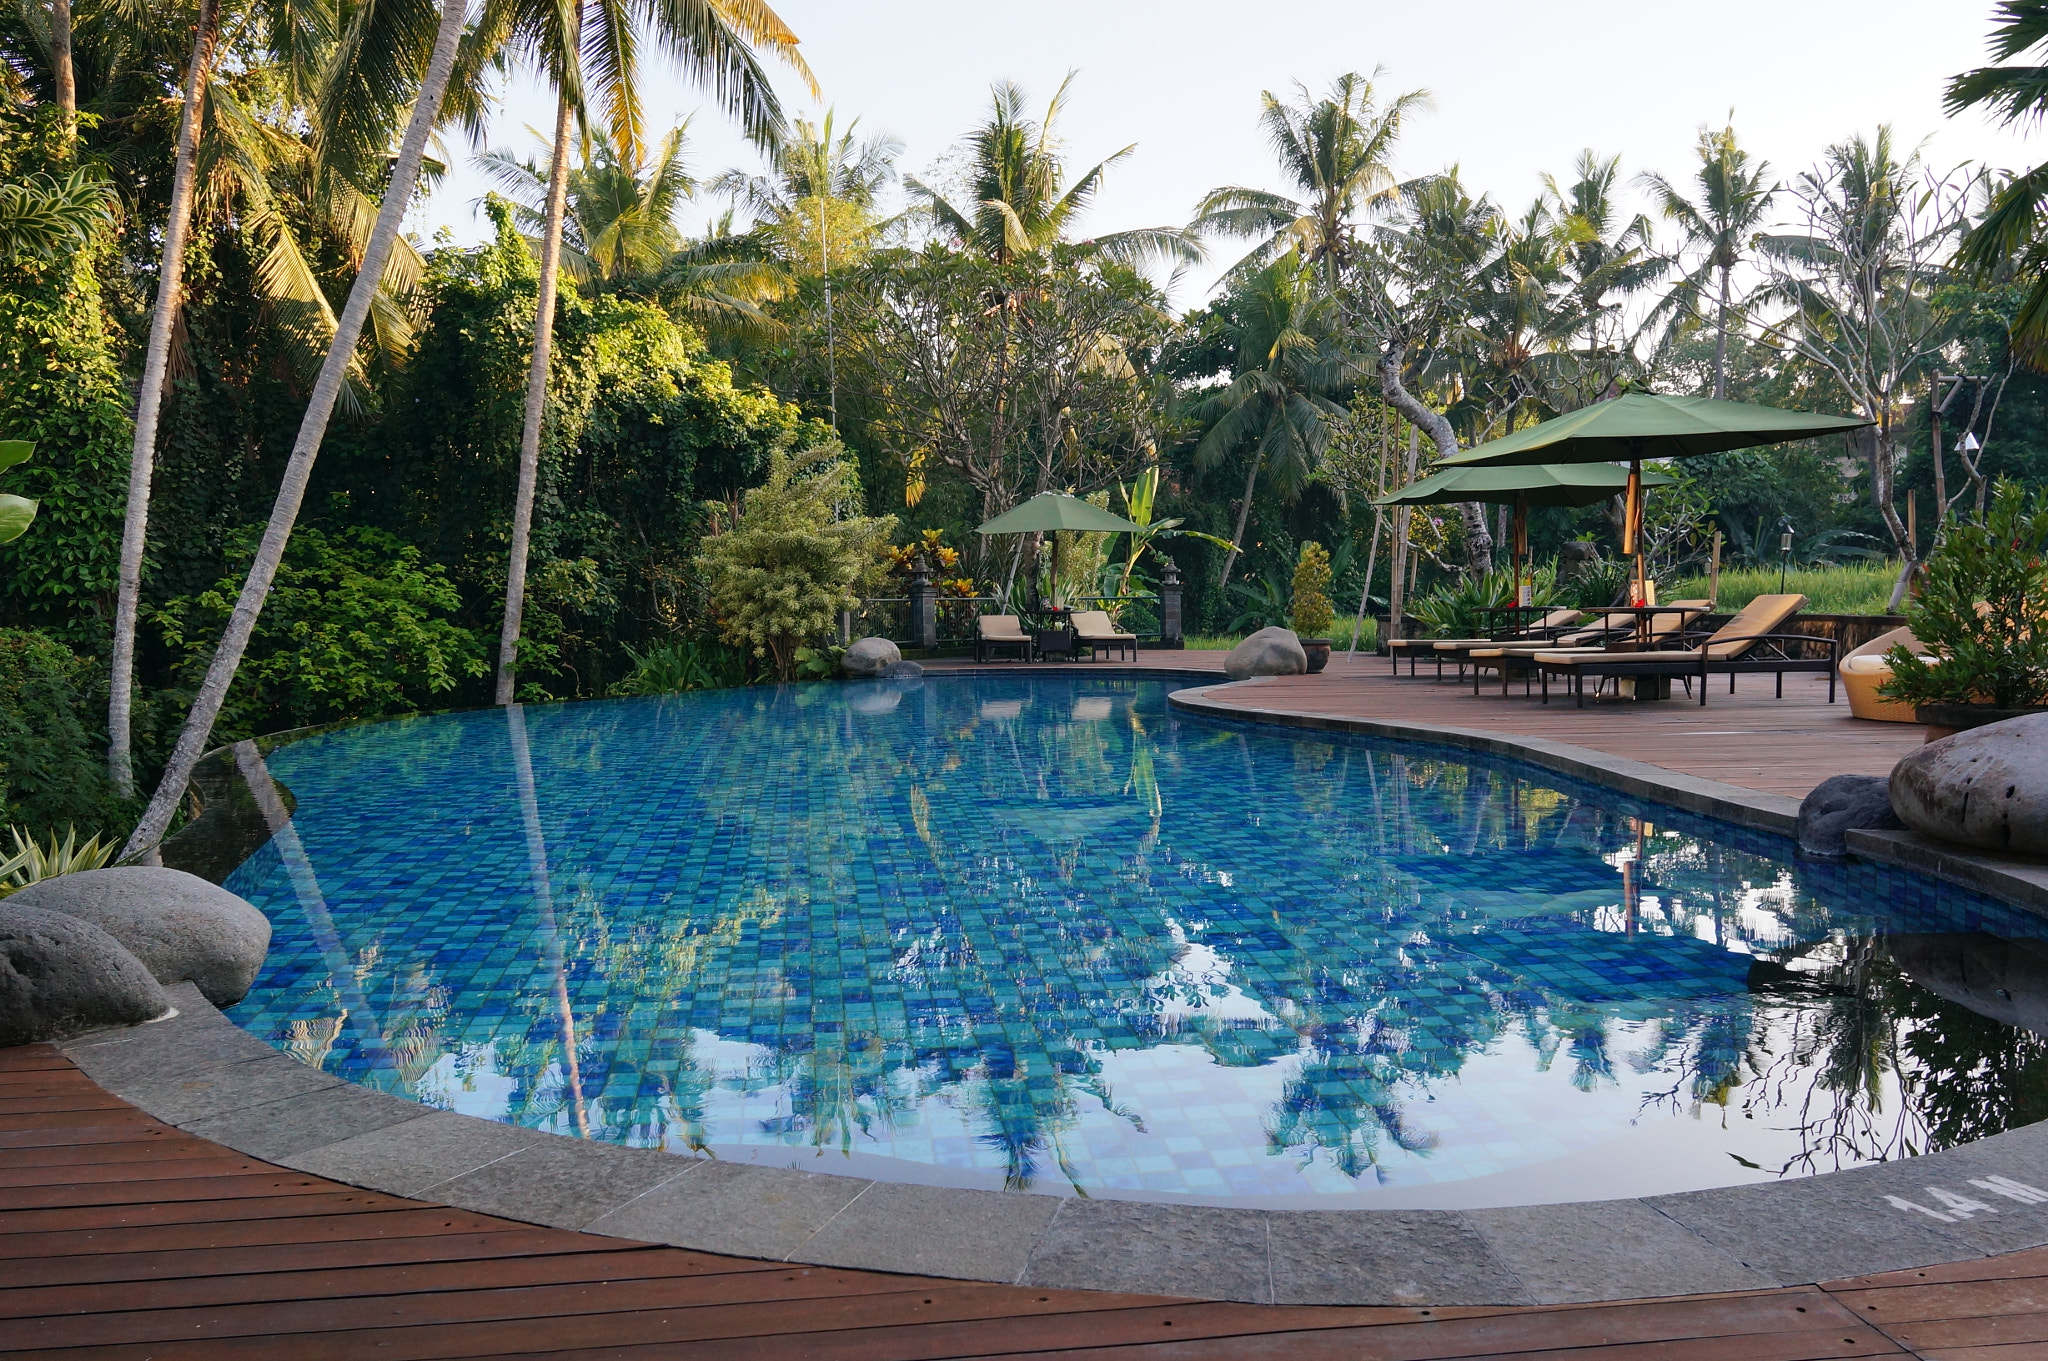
[107, 0, 432, 794]
[483, 118, 785, 339]
[1948, 0, 2048, 363]
[1192, 70, 1428, 289]
[490, 0, 811, 708]
[1191, 252, 1354, 588]
[123, 0, 472, 860]
[717, 111, 901, 423]
[907, 74, 1197, 269]
[1638, 120, 1776, 399]
[1542, 150, 1665, 399]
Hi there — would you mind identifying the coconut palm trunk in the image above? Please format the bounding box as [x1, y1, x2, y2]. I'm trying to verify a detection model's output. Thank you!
[1376, 344, 1492, 574]
[495, 89, 577, 705]
[122, 0, 470, 860]
[106, 0, 221, 797]
[1215, 451, 1262, 590]
[1712, 262, 1732, 400]
[50, 0, 74, 133]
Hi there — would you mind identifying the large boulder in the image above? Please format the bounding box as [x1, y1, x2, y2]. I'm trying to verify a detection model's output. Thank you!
[842, 636, 901, 677]
[1890, 712, 2048, 856]
[9, 867, 272, 1006]
[1796, 773, 1904, 859]
[0, 905, 171, 1046]
[881, 659, 924, 680]
[1225, 626, 1307, 681]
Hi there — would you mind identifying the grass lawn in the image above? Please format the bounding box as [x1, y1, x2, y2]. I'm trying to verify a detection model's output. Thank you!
[1663, 560, 1902, 615]
[1186, 618, 1379, 651]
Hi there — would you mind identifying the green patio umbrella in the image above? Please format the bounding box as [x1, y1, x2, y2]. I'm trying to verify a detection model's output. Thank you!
[1438, 393, 1871, 604]
[975, 493, 1143, 608]
[1374, 463, 1675, 607]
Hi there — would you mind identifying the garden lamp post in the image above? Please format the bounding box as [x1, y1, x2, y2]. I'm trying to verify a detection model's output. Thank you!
[1778, 517, 1795, 595]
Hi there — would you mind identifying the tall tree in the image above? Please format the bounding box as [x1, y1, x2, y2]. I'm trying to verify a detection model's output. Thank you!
[1354, 171, 1501, 573]
[1638, 120, 1776, 399]
[124, 0, 471, 859]
[107, 0, 224, 796]
[1947, 0, 2048, 364]
[1751, 128, 1975, 608]
[1542, 149, 1664, 402]
[1193, 69, 1428, 288]
[491, 0, 809, 706]
[906, 74, 1196, 269]
[1191, 252, 1353, 587]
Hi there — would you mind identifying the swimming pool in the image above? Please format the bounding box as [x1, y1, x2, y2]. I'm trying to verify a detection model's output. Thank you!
[224, 675, 2048, 1208]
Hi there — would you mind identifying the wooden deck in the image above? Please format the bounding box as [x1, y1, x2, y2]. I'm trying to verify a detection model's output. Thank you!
[928, 650, 1924, 801]
[8, 1045, 2048, 1359]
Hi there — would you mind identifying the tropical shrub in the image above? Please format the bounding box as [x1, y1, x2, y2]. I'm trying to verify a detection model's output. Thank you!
[1410, 564, 1559, 639]
[0, 627, 131, 830]
[697, 440, 896, 680]
[156, 527, 488, 737]
[1290, 541, 1334, 637]
[1883, 481, 2048, 710]
[0, 825, 116, 896]
[611, 635, 748, 694]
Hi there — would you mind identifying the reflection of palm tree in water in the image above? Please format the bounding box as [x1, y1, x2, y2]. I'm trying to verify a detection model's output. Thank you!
[1266, 1016, 1440, 1182]
[505, 704, 589, 1138]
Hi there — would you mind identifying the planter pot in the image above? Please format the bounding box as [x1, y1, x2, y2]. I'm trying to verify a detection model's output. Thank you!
[1915, 703, 2048, 742]
[1300, 639, 1331, 674]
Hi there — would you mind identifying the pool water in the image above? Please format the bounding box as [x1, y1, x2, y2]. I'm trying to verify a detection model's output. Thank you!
[225, 676, 2048, 1207]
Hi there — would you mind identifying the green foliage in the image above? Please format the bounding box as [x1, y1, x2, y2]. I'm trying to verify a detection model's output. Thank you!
[156, 527, 487, 737]
[0, 202, 128, 628]
[0, 440, 37, 543]
[793, 643, 846, 679]
[1223, 566, 1291, 633]
[1410, 564, 1559, 639]
[697, 440, 896, 680]
[1884, 481, 2048, 709]
[1665, 560, 1902, 616]
[610, 635, 748, 694]
[0, 825, 117, 896]
[1289, 541, 1334, 637]
[1562, 557, 1632, 610]
[0, 628, 133, 832]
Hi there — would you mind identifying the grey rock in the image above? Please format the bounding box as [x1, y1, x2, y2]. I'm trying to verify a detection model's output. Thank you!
[0, 905, 172, 1046]
[841, 636, 901, 677]
[880, 659, 924, 679]
[1797, 773, 1903, 858]
[1224, 626, 1307, 681]
[1558, 540, 1602, 582]
[1890, 712, 2048, 856]
[10, 867, 271, 1006]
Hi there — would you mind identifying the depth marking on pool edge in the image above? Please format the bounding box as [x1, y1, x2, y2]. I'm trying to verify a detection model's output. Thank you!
[1885, 1176, 2048, 1222]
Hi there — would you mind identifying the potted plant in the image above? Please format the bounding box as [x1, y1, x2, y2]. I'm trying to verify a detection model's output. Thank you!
[1882, 480, 2048, 735]
[1290, 541, 1335, 673]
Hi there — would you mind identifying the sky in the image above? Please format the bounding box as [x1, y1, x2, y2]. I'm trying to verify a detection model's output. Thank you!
[418, 0, 2039, 308]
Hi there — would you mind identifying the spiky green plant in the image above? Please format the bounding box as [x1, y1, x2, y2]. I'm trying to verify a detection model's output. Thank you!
[0, 825, 117, 896]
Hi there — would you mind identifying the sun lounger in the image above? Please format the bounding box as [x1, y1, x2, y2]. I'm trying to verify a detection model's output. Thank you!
[975, 614, 1034, 663]
[1533, 594, 1835, 707]
[1840, 624, 1925, 722]
[1466, 605, 1706, 696]
[1070, 610, 1137, 662]
[1431, 609, 1588, 681]
[1389, 607, 1586, 679]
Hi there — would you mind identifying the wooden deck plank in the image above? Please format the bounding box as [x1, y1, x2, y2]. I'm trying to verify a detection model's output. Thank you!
[0, 1230, 637, 1288]
[0, 1207, 582, 1260]
[0, 1154, 276, 1189]
[0, 1190, 426, 1240]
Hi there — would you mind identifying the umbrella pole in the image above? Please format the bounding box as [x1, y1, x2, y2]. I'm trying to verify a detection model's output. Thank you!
[1512, 495, 1529, 609]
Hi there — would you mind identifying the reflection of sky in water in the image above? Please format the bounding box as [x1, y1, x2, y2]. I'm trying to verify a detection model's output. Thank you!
[226, 677, 2048, 1206]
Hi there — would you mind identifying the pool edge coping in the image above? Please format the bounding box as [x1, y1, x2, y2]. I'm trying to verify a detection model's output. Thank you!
[62, 674, 2048, 1308]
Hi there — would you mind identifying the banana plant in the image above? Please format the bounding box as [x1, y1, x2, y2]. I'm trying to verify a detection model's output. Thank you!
[1114, 466, 1236, 596]
[0, 441, 37, 544]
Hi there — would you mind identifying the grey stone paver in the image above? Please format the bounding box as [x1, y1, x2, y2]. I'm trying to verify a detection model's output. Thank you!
[1467, 1200, 1768, 1304]
[98, 1051, 342, 1125]
[181, 1081, 430, 1160]
[281, 1109, 549, 1196]
[1268, 1210, 1530, 1306]
[792, 1181, 1061, 1282]
[429, 1131, 692, 1231]
[585, 1161, 872, 1260]
[1023, 1200, 1272, 1303]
